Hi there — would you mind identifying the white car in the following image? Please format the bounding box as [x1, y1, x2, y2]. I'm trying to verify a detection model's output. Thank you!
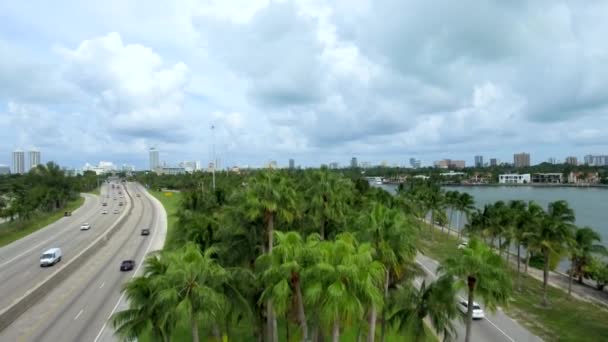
[80, 223, 91, 230]
[113, 209, 119, 214]
[458, 299, 484, 319]
[102, 209, 108, 215]
[458, 242, 468, 249]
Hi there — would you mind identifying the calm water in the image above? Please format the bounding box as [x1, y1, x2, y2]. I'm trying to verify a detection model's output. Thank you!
[380, 184, 608, 245]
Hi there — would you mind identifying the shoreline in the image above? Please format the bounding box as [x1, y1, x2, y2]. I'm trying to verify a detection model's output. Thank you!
[382, 182, 608, 189]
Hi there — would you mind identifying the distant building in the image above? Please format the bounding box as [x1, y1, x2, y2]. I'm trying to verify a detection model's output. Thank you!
[584, 155, 608, 166]
[409, 158, 421, 168]
[0, 164, 10, 175]
[179, 161, 200, 173]
[351, 157, 358, 168]
[83, 161, 116, 175]
[149, 148, 160, 171]
[547, 157, 557, 165]
[490, 158, 498, 167]
[532, 173, 563, 184]
[565, 156, 578, 166]
[12, 150, 25, 174]
[440, 171, 466, 177]
[289, 159, 295, 170]
[513, 153, 531, 168]
[360, 161, 372, 169]
[434, 159, 465, 169]
[499, 174, 531, 184]
[413, 175, 430, 180]
[329, 162, 339, 169]
[474, 155, 484, 168]
[568, 172, 600, 184]
[121, 164, 135, 172]
[156, 167, 186, 175]
[28, 150, 41, 171]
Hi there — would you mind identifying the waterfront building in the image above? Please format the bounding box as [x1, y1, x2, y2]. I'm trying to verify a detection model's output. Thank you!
[498, 173, 531, 184]
[149, 148, 160, 171]
[28, 150, 41, 171]
[351, 157, 358, 168]
[289, 159, 295, 170]
[434, 159, 465, 169]
[156, 167, 186, 175]
[440, 171, 466, 177]
[568, 172, 600, 184]
[565, 156, 578, 166]
[474, 155, 483, 168]
[11, 150, 25, 174]
[514, 152, 531, 168]
[532, 173, 563, 184]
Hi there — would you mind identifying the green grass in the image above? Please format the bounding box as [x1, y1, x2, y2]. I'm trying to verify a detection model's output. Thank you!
[0, 196, 85, 247]
[87, 187, 101, 196]
[148, 190, 182, 249]
[418, 225, 608, 342]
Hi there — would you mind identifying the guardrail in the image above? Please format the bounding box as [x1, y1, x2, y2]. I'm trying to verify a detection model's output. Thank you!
[0, 183, 136, 331]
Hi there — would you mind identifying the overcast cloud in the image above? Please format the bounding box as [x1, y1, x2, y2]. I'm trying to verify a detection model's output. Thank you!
[1, 0, 608, 169]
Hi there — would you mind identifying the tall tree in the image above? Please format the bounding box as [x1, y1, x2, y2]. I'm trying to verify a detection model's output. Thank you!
[304, 170, 353, 239]
[439, 238, 511, 342]
[568, 226, 607, 295]
[455, 192, 476, 241]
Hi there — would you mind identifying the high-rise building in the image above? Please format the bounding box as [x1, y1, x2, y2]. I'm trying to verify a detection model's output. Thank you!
[289, 159, 295, 170]
[474, 155, 484, 168]
[149, 148, 160, 171]
[409, 158, 421, 168]
[584, 155, 608, 166]
[351, 157, 358, 168]
[28, 150, 41, 171]
[513, 152, 530, 168]
[434, 159, 465, 169]
[12, 150, 25, 174]
[490, 158, 498, 167]
[565, 156, 578, 166]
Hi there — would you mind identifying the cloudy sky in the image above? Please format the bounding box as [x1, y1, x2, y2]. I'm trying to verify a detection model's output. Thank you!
[2, 0, 608, 169]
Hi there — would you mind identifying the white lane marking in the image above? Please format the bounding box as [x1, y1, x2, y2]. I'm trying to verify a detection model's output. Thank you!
[484, 317, 516, 342]
[99, 282, 105, 289]
[418, 261, 437, 278]
[74, 309, 84, 320]
[93, 187, 159, 342]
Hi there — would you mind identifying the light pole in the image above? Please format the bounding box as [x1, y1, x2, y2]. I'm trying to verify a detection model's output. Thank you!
[211, 124, 216, 190]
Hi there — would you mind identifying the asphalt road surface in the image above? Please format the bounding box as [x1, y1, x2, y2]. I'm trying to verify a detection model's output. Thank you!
[416, 253, 543, 342]
[0, 182, 166, 342]
[0, 183, 129, 311]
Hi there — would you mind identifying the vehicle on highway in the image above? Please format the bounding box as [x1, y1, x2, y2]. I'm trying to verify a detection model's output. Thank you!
[113, 209, 119, 214]
[458, 299, 484, 319]
[40, 248, 62, 267]
[102, 202, 107, 206]
[80, 223, 91, 230]
[102, 209, 108, 214]
[141, 228, 150, 236]
[136, 193, 141, 197]
[113, 197, 117, 200]
[120, 260, 135, 271]
[118, 202, 123, 206]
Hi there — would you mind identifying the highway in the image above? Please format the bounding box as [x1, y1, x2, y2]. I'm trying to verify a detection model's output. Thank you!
[0, 183, 128, 311]
[0, 182, 166, 342]
[416, 253, 543, 342]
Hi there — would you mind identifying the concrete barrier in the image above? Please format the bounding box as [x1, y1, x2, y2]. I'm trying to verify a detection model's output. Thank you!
[0, 184, 136, 331]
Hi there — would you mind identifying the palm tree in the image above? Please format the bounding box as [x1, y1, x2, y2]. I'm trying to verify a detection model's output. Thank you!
[304, 170, 353, 239]
[388, 275, 458, 341]
[422, 185, 444, 240]
[568, 226, 607, 295]
[158, 244, 229, 342]
[303, 233, 384, 342]
[243, 171, 298, 342]
[257, 231, 317, 341]
[455, 193, 475, 241]
[357, 202, 418, 342]
[522, 201, 545, 274]
[439, 238, 511, 342]
[444, 191, 459, 234]
[527, 200, 575, 306]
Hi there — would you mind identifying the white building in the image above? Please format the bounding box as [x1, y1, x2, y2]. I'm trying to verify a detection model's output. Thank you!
[179, 161, 200, 173]
[83, 161, 116, 175]
[149, 148, 160, 171]
[28, 150, 41, 171]
[12, 150, 25, 174]
[440, 171, 466, 177]
[499, 174, 531, 184]
[0, 164, 10, 175]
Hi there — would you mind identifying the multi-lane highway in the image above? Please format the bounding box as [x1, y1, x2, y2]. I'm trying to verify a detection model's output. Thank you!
[416, 253, 542, 342]
[0, 182, 166, 342]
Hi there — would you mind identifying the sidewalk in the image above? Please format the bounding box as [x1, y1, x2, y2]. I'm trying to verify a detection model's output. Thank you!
[424, 219, 608, 308]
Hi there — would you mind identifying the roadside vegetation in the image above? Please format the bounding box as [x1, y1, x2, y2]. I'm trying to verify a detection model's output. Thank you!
[148, 190, 182, 249]
[0, 162, 101, 246]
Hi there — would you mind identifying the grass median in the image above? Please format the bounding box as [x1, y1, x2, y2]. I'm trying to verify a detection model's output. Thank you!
[148, 190, 182, 249]
[0, 195, 85, 247]
[88, 187, 101, 196]
[418, 225, 608, 342]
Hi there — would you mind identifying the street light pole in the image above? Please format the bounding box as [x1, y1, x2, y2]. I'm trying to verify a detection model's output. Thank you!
[212, 124, 216, 190]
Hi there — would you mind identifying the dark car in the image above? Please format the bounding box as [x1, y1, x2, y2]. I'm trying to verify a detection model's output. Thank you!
[120, 260, 135, 271]
[136, 194, 141, 197]
[118, 202, 123, 206]
[141, 228, 150, 236]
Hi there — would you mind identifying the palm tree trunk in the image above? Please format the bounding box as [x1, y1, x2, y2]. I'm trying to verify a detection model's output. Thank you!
[465, 276, 476, 342]
[542, 248, 550, 307]
[506, 243, 511, 264]
[191, 312, 200, 342]
[448, 208, 454, 234]
[380, 270, 389, 342]
[332, 321, 340, 342]
[568, 257, 574, 297]
[320, 215, 325, 240]
[525, 250, 530, 274]
[266, 301, 274, 342]
[368, 304, 377, 342]
[498, 236, 502, 257]
[517, 244, 522, 291]
[266, 213, 278, 342]
[294, 277, 308, 341]
[429, 211, 434, 241]
[213, 324, 221, 340]
[457, 211, 461, 240]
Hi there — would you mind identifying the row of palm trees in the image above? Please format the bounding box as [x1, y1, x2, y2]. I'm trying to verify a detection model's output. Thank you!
[116, 171, 515, 341]
[401, 181, 607, 306]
